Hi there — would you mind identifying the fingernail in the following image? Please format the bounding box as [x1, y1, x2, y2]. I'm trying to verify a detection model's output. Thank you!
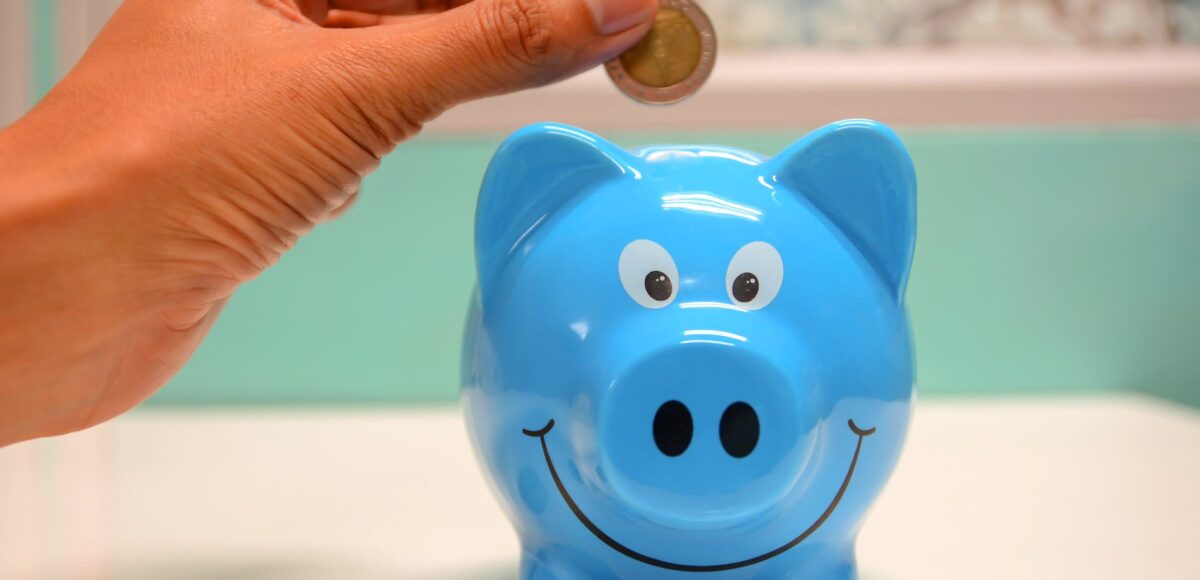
[586, 0, 655, 35]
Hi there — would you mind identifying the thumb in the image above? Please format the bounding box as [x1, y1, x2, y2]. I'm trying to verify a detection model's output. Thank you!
[343, 0, 657, 119]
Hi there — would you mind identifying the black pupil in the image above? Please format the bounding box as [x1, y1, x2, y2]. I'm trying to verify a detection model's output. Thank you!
[644, 271, 672, 301]
[653, 400, 693, 457]
[732, 272, 759, 303]
[719, 402, 760, 458]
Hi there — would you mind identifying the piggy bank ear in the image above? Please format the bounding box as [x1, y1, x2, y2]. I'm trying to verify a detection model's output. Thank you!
[765, 119, 917, 301]
[475, 123, 633, 297]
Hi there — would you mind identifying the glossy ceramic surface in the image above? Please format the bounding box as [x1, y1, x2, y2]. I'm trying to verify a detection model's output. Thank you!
[462, 120, 917, 579]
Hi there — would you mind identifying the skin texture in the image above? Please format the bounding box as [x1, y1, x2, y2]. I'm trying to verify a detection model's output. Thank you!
[0, 0, 656, 446]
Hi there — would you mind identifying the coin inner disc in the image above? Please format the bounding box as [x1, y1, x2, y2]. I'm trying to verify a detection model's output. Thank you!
[618, 7, 702, 89]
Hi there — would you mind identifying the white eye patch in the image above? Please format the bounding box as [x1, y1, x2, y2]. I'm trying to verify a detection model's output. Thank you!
[726, 242, 783, 310]
[619, 240, 678, 309]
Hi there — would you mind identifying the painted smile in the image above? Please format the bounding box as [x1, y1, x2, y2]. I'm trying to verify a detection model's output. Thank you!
[522, 418, 876, 573]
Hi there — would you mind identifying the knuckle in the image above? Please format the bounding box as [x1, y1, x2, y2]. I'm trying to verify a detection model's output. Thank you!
[304, 40, 436, 141]
[484, 0, 556, 69]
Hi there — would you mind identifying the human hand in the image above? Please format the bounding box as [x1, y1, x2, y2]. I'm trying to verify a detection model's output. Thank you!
[0, 0, 656, 445]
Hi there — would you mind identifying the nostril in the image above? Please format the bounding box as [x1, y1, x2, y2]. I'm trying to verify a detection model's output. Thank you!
[719, 402, 760, 458]
[652, 400, 693, 457]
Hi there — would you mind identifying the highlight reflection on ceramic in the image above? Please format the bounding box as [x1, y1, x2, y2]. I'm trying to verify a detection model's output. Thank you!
[462, 120, 917, 579]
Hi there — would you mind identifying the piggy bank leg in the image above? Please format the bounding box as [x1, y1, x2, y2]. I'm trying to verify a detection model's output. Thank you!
[519, 546, 618, 580]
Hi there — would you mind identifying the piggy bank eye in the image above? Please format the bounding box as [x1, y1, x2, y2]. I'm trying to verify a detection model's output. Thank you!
[726, 242, 783, 310]
[619, 240, 678, 309]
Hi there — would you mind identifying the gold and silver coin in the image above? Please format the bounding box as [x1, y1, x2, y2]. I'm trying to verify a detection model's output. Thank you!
[605, 0, 716, 105]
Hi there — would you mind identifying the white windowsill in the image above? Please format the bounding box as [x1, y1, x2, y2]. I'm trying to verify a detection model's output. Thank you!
[429, 49, 1200, 133]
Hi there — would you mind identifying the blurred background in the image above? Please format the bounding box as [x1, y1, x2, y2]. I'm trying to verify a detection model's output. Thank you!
[1, 1, 1198, 579]
[3, 0, 1198, 407]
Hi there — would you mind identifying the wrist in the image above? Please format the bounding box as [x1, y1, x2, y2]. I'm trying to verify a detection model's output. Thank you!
[0, 111, 170, 445]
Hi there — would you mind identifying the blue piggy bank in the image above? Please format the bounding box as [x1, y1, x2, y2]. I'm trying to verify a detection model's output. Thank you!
[462, 120, 916, 579]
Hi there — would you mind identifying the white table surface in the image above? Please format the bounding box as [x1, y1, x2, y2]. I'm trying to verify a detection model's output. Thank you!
[2, 394, 1198, 580]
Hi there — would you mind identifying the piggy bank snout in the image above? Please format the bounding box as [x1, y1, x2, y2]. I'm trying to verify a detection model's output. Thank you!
[597, 343, 818, 530]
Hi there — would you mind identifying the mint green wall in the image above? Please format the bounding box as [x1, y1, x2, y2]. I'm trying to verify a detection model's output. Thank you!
[154, 128, 1200, 407]
[23, 2, 1199, 406]
[31, 0, 56, 101]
